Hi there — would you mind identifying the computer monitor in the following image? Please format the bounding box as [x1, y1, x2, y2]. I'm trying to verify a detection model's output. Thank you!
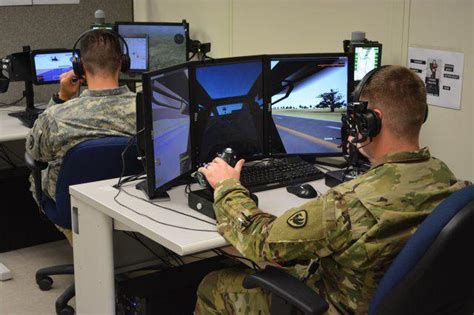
[268, 54, 350, 157]
[193, 57, 265, 164]
[115, 22, 188, 80]
[352, 43, 382, 82]
[30, 49, 74, 85]
[141, 65, 191, 198]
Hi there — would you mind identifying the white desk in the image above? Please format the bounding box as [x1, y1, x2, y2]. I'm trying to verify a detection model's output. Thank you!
[0, 107, 30, 142]
[0, 107, 29, 281]
[70, 177, 331, 314]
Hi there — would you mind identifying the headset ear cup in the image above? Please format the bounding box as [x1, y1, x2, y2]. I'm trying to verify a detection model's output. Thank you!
[121, 54, 130, 73]
[72, 57, 84, 78]
[366, 109, 382, 138]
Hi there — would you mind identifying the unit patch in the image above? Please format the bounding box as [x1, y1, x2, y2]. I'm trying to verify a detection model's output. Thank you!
[287, 210, 307, 228]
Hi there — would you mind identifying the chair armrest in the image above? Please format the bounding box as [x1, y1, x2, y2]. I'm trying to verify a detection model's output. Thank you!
[24, 151, 48, 205]
[243, 266, 329, 315]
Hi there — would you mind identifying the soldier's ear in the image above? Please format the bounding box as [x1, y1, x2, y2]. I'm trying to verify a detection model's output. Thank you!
[373, 108, 383, 121]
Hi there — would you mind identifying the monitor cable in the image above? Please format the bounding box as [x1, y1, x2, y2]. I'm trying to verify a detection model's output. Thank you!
[113, 132, 217, 233]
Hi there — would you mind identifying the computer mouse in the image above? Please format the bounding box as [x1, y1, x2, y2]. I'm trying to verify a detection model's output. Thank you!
[286, 183, 318, 199]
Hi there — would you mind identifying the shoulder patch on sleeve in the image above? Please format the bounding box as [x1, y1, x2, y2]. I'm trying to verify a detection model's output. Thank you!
[287, 210, 307, 228]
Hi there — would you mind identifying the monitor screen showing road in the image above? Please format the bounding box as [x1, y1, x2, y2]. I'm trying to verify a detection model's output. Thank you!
[269, 55, 349, 155]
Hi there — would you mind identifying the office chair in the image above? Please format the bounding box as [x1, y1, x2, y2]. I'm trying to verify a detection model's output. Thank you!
[243, 185, 474, 315]
[25, 137, 143, 315]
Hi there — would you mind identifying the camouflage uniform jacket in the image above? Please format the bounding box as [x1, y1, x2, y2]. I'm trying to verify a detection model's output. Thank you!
[213, 148, 468, 314]
[25, 86, 136, 201]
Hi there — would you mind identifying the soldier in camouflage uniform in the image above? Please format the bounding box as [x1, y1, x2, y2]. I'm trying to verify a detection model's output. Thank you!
[195, 66, 469, 314]
[26, 30, 136, 243]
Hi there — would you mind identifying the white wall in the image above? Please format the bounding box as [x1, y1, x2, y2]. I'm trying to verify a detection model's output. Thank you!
[134, 0, 473, 179]
[409, 0, 473, 180]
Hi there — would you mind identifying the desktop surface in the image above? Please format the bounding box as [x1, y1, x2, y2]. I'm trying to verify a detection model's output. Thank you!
[70, 176, 330, 256]
[0, 107, 31, 142]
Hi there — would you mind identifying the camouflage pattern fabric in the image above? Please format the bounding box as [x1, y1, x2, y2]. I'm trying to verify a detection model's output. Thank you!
[196, 148, 469, 314]
[195, 267, 271, 315]
[25, 86, 136, 202]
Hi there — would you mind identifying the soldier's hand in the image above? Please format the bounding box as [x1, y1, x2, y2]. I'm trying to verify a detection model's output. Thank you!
[58, 70, 84, 101]
[198, 158, 245, 189]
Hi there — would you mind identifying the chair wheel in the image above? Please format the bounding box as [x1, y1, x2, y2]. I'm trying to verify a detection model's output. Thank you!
[58, 305, 74, 315]
[37, 276, 53, 291]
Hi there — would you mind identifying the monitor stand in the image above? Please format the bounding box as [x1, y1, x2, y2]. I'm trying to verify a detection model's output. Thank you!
[7, 80, 44, 128]
[135, 179, 170, 201]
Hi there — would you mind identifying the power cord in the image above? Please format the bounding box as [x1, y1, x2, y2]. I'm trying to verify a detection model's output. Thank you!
[113, 133, 217, 232]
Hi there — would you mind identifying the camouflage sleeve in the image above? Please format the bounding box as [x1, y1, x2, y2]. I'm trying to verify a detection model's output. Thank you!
[25, 111, 60, 162]
[214, 179, 352, 265]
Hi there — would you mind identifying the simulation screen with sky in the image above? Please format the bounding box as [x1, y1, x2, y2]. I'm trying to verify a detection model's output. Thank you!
[33, 52, 73, 84]
[194, 60, 265, 163]
[117, 23, 187, 79]
[269, 56, 349, 155]
[149, 67, 191, 190]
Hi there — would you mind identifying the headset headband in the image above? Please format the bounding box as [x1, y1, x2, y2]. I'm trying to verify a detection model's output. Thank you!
[353, 65, 390, 103]
[72, 29, 129, 59]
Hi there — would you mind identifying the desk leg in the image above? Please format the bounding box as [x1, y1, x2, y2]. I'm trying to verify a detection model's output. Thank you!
[72, 197, 115, 314]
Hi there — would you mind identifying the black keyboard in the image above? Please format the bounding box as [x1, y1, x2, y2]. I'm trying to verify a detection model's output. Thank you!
[240, 157, 324, 192]
[8, 109, 43, 128]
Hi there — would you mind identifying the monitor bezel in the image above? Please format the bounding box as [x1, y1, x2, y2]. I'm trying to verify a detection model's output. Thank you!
[142, 63, 193, 199]
[265, 52, 352, 158]
[351, 42, 383, 83]
[190, 55, 267, 164]
[30, 48, 74, 85]
[115, 21, 190, 81]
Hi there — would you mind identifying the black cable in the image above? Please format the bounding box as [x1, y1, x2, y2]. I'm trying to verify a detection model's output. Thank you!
[0, 146, 17, 168]
[113, 187, 216, 232]
[0, 95, 25, 108]
[113, 132, 216, 232]
[117, 187, 215, 226]
[213, 249, 261, 271]
[1, 144, 23, 164]
[122, 231, 173, 268]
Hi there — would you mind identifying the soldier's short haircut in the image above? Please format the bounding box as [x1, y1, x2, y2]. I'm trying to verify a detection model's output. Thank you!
[79, 30, 122, 76]
[360, 65, 427, 139]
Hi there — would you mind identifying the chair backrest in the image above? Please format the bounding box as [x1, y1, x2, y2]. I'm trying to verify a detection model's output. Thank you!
[369, 185, 474, 315]
[41, 137, 143, 229]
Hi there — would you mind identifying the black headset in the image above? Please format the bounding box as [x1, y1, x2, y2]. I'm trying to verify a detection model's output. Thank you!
[348, 65, 429, 144]
[72, 29, 131, 78]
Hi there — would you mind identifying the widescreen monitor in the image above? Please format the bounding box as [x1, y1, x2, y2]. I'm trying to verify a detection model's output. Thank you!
[268, 54, 350, 156]
[353, 43, 382, 82]
[142, 65, 191, 197]
[193, 57, 265, 164]
[31, 49, 74, 85]
[116, 22, 188, 80]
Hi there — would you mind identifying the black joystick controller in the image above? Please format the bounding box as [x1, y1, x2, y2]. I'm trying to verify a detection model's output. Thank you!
[192, 148, 237, 189]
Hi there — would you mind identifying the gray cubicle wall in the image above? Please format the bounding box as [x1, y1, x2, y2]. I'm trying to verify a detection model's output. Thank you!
[0, 0, 133, 105]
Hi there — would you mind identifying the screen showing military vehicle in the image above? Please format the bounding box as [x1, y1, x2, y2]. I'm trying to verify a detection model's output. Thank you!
[116, 22, 187, 80]
[32, 50, 74, 85]
[269, 55, 349, 155]
[194, 59, 264, 163]
[149, 67, 191, 190]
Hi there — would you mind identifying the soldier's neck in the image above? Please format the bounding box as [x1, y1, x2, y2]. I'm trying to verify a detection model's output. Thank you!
[84, 72, 120, 91]
[372, 140, 420, 165]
